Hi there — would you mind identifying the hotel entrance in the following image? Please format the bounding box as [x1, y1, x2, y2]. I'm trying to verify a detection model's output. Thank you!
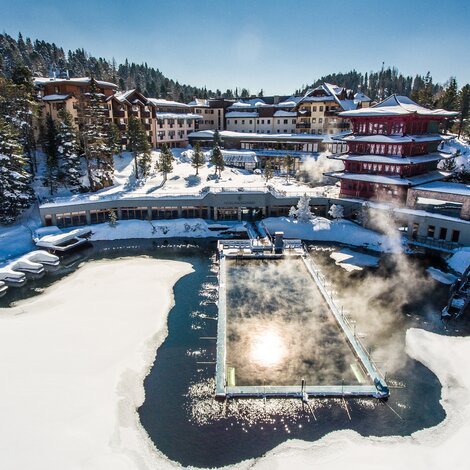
[240, 207, 262, 221]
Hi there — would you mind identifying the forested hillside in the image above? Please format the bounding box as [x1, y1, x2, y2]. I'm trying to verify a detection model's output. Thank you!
[0, 33, 217, 101]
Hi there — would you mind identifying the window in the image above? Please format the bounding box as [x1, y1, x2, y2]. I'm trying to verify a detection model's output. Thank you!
[234, 119, 238, 124]
[452, 230, 460, 243]
[439, 227, 448, 240]
[312, 118, 316, 123]
[249, 120, 252, 124]
[267, 119, 271, 124]
[292, 119, 296, 124]
[319, 118, 323, 123]
[284, 119, 288, 124]
[427, 225, 435, 238]
[242, 120, 245, 124]
[412, 223, 419, 239]
[312, 106, 317, 112]
[319, 106, 324, 112]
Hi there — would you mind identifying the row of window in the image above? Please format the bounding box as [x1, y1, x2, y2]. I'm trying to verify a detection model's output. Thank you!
[53, 206, 213, 227]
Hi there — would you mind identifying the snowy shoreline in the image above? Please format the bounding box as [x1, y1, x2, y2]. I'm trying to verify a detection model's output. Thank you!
[0, 234, 469, 469]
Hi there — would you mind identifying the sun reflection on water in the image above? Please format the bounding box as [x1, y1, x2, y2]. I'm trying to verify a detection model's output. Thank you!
[250, 330, 286, 367]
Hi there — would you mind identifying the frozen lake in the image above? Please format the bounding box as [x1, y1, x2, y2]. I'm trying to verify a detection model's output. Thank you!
[1, 240, 467, 468]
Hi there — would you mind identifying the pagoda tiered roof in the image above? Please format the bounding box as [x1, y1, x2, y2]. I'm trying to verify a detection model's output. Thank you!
[328, 170, 449, 186]
[339, 95, 459, 118]
[329, 152, 452, 165]
[336, 133, 450, 143]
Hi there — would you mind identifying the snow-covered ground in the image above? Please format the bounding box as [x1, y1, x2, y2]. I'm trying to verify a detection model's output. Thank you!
[89, 218, 245, 241]
[2, 259, 470, 470]
[0, 258, 193, 470]
[38, 149, 340, 205]
[330, 248, 380, 271]
[263, 216, 398, 252]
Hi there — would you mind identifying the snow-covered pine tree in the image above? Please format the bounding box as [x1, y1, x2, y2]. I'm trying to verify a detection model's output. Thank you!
[0, 117, 35, 224]
[0, 69, 38, 176]
[156, 143, 174, 183]
[296, 193, 313, 223]
[127, 115, 151, 179]
[44, 114, 60, 194]
[57, 108, 82, 190]
[264, 158, 274, 182]
[107, 121, 122, 158]
[191, 142, 205, 175]
[77, 78, 114, 191]
[328, 204, 344, 220]
[288, 206, 296, 219]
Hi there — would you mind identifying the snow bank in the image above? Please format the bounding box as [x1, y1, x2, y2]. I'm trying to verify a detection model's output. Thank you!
[0, 258, 192, 470]
[427, 267, 458, 285]
[330, 248, 380, 272]
[263, 217, 396, 252]
[447, 247, 470, 274]
[89, 218, 233, 241]
[250, 329, 470, 470]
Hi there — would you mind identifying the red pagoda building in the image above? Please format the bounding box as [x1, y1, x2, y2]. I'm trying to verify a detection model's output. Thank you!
[328, 95, 458, 202]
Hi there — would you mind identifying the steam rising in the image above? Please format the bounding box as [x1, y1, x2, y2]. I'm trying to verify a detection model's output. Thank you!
[226, 258, 362, 386]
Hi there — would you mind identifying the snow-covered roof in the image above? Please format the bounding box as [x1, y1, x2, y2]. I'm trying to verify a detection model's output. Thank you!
[229, 101, 250, 108]
[115, 89, 136, 102]
[332, 152, 448, 165]
[187, 98, 209, 107]
[412, 181, 470, 197]
[225, 111, 259, 118]
[330, 170, 448, 186]
[221, 150, 258, 164]
[42, 94, 72, 101]
[339, 95, 459, 118]
[277, 96, 303, 107]
[273, 110, 297, 117]
[354, 92, 372, 103]
[340, 134, 447, 143]
[34, 77, 118, 89]
[147, 98, 189, 108]
[156, 112, 202, 120]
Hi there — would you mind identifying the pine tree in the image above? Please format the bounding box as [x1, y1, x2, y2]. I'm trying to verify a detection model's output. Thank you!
[0, 117, 35, 224]
[296, 194, 313, 223]
[328, 204, 344, 220]
[44, 114, 60, 194]
[288, 206, 296, 219]
[458, 84, 470, 139]
[213, 129, 222, 147]
[127, 115, 151, 178]
[418, 72, 434, 108]
[264, 158, 274, 182]
[210, 145, 224, 176]
[191, 142, 205, 175]
[156, 143, 174, 183]
[283, 154, 295, 181]
[57, 108, 82, 190]
[0, 73, 38, 176]
[77, 78, 114, 191]
[109, 209, 118, 227]
[107, 121, 122, 157]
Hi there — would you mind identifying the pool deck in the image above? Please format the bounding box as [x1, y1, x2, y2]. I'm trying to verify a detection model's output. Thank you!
[215, 241, 389, 400]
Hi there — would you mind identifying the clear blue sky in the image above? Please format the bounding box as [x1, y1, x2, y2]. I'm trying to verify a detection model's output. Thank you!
[1, 0, 469, 94]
